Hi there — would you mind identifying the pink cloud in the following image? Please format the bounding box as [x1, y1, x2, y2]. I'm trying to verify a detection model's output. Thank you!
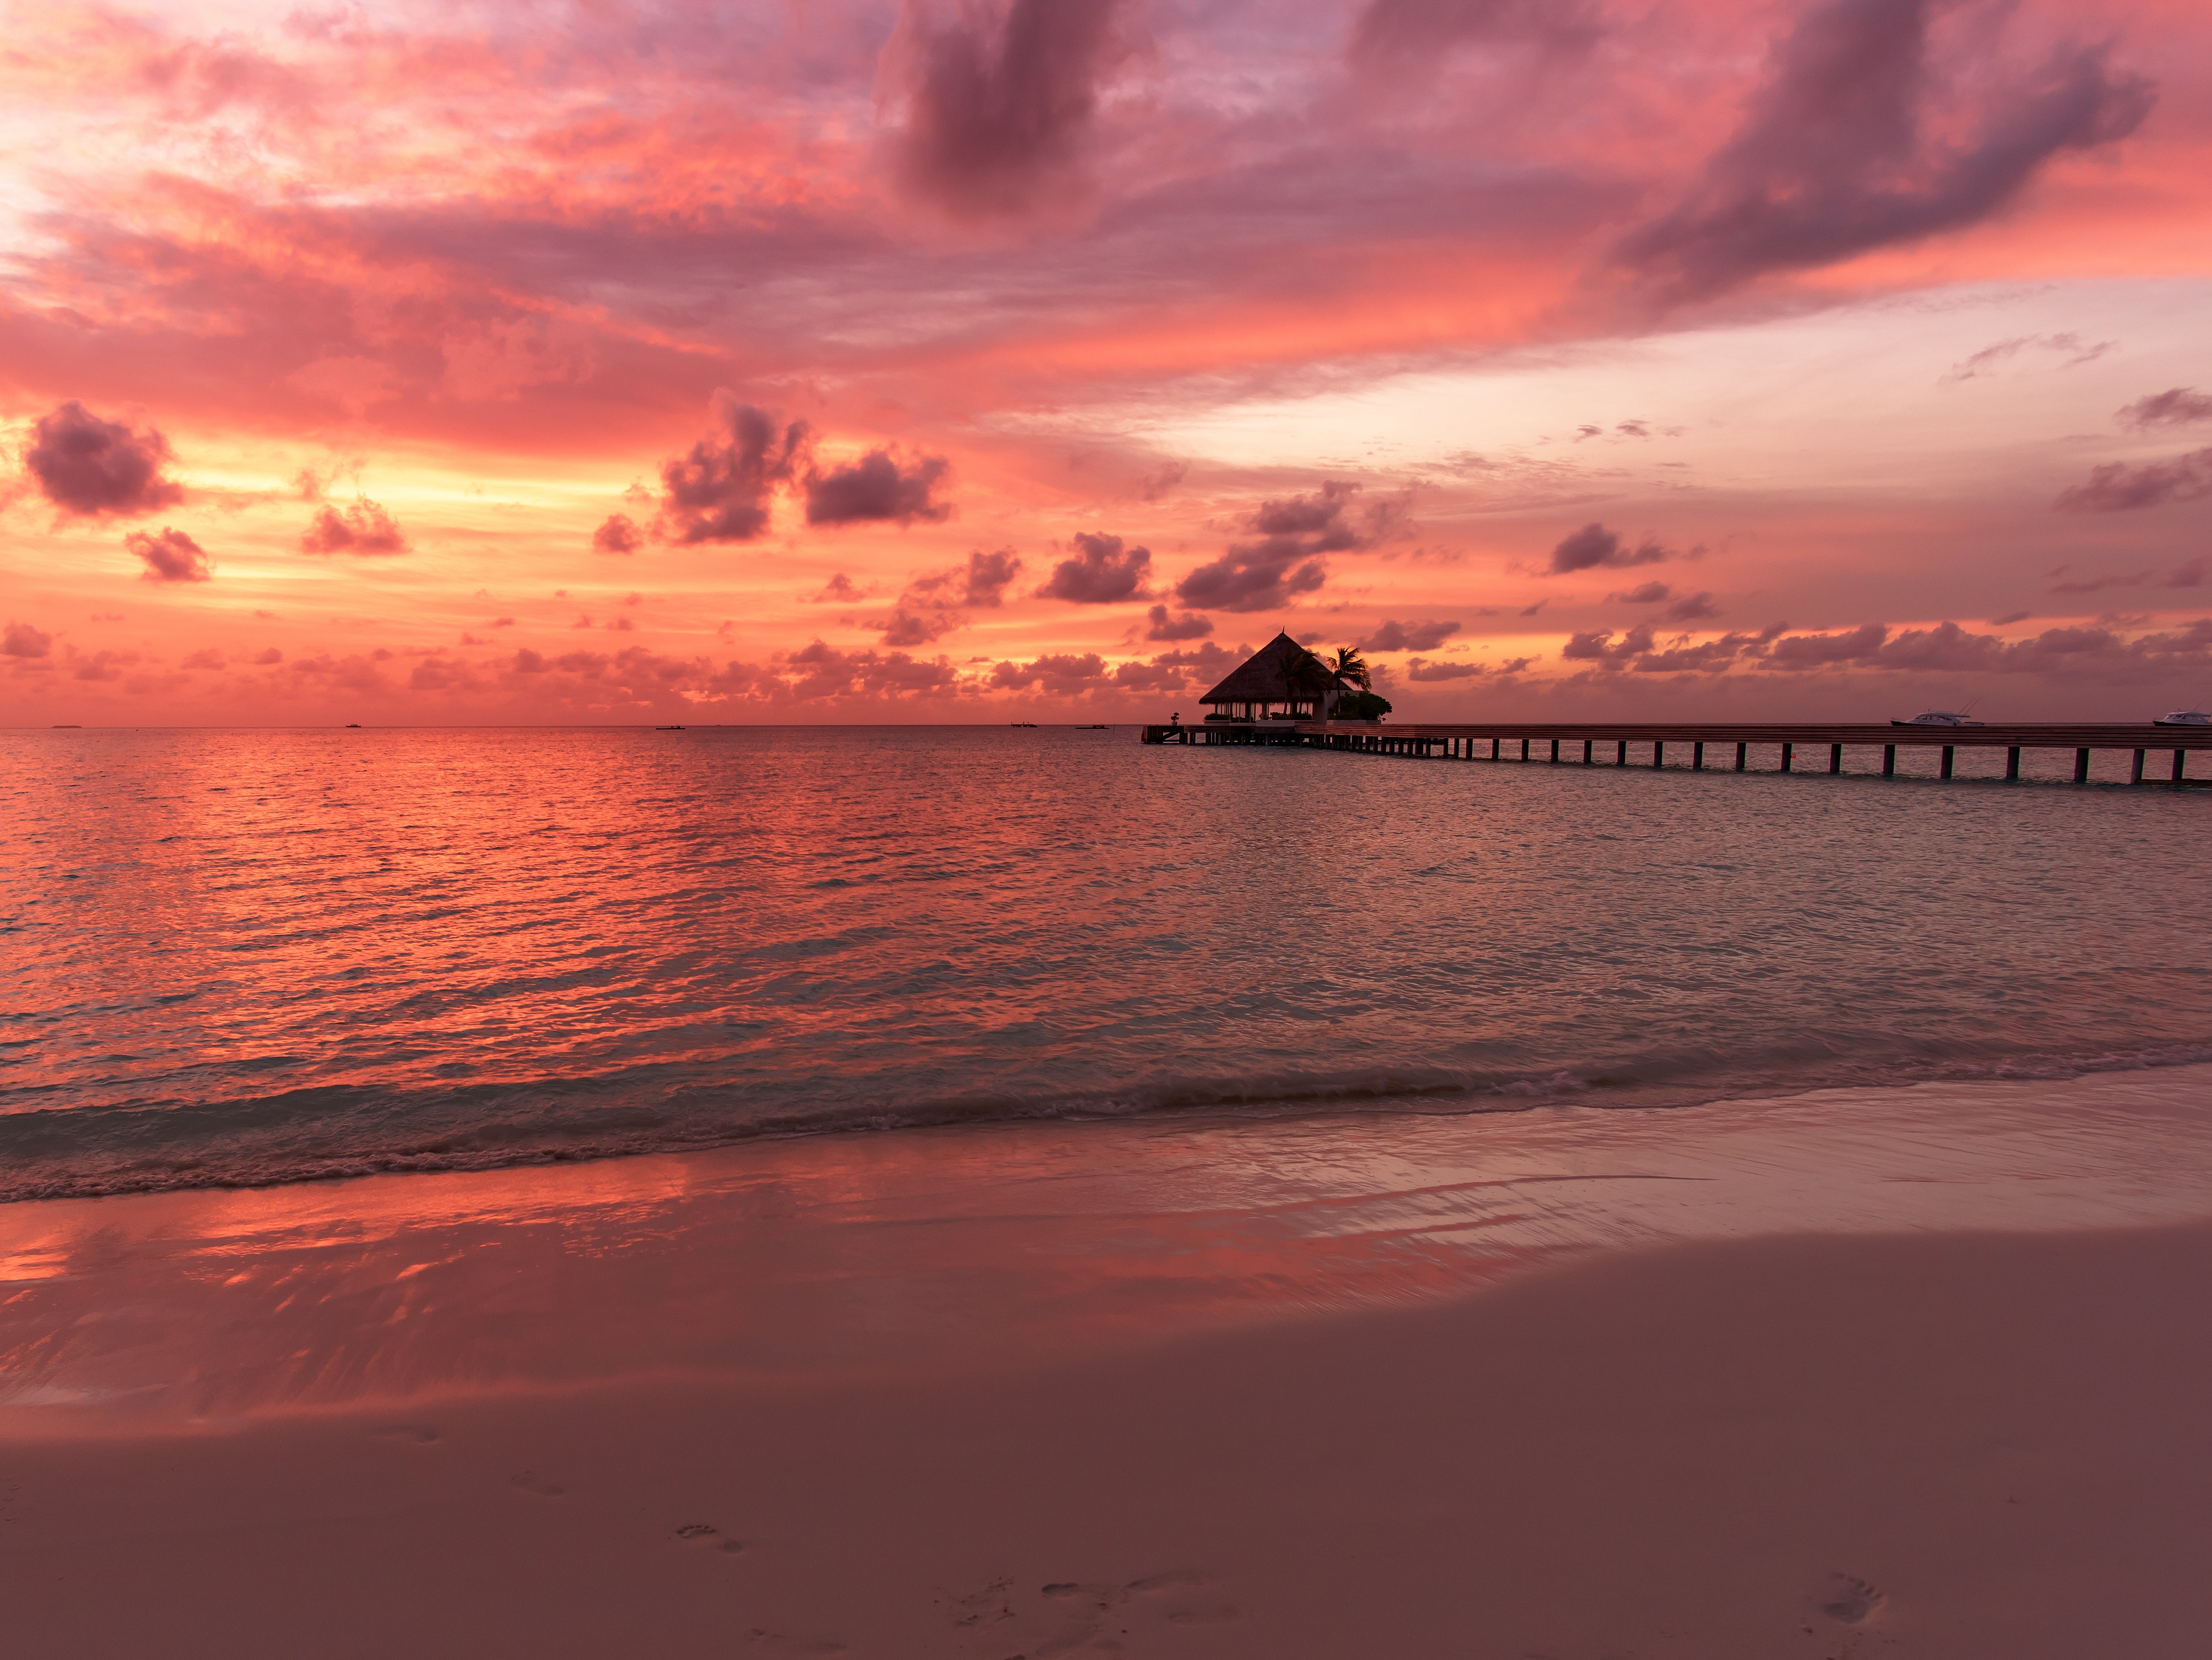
[26, 402, 185, 517]
[804, 449, 952, 527]
[125, 526, 213, 582]
[592, 514, 644, 554]
[655, 396, 810, 544]
[1037, 533, 1152, 603]
[4, 622, 55, 658]
[301, 500, 406, 554]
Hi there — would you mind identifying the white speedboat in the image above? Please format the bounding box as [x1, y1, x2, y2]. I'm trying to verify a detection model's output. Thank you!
[1892, 711, 1984, 727]
[2154, 710, 2209, 727]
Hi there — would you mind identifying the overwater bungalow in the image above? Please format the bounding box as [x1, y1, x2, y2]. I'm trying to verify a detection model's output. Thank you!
[1199, 631, 1352, 722]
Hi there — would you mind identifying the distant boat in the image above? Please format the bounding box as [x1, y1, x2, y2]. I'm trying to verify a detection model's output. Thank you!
[1011, 722, 1037, 728]
[345, 723, 360, 728]
[2154, 710, 2209, 727]
[52, 724, 80, 728]
[655, 724, 685, 730]
[1893, 711, 1983, 727]
[1080, 724, 1109, 730]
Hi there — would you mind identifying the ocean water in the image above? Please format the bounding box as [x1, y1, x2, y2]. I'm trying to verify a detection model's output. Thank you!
[3, 725, 2208, 1204]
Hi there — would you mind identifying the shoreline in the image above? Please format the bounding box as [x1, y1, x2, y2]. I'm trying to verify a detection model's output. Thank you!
[9, 1036, 2212, 1208]
[8, 1063, 2212, 1427]
[6, 1219, 2210, 1656]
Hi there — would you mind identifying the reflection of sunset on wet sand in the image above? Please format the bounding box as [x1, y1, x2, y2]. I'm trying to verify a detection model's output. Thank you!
[6, 1069, 2212, 1424]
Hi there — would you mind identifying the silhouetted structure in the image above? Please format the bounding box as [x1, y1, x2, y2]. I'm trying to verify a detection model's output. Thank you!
[1141, 716, 2209, 785]
[1198, 632, 1350, 722]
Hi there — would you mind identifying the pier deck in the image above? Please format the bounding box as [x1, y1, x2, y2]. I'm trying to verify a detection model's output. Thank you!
[1140, 720, 2211, 784]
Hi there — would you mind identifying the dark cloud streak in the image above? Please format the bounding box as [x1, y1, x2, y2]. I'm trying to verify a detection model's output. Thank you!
[1549, 522, 1673, 573]
[1359, 618, 1459, 652]
[1617, 0, 2153, 300]
[2118, 389, 2212, 429]
[2054, 449, 2212, 512]
[1350, 0, 1602, 66]
[894, 0, 1134, 218]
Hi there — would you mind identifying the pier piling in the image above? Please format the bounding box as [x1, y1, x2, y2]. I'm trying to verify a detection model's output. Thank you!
[1138, 719, 2211, 794]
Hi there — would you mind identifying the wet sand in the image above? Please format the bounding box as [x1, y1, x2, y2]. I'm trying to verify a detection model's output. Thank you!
[6, 1221, 2210, 1658]
[6, 1069, 2212, 1656]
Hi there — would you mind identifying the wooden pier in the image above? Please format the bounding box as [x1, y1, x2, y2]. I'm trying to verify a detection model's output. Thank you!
[1140, 721, 2211, 784]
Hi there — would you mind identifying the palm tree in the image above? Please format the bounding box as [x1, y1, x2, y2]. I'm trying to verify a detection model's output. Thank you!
[1329, 646, 1370, 690]
[1277, 645, 1339, 718]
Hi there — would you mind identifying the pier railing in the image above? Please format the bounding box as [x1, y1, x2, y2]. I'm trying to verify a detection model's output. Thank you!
[1140, 720, 2210, 785]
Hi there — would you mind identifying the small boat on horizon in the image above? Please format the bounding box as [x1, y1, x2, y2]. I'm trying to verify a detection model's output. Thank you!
[345, 723, 360, 728]
[1893, 711, 1984, 727]
[655, 724, 685, 730]
[1011, 722, 1037, 728]
[2155, 710, 2209, 727]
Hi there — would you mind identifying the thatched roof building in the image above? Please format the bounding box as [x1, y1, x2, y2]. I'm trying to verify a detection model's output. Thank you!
[1198, 631, 1350, 721]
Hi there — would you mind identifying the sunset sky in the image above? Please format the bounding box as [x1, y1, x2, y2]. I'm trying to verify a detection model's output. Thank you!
[4, 0, 2208, 723]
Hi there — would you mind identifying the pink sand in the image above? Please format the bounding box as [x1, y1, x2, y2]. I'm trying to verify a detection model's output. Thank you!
[7, 1072, 2212, 1656]
[5, 1220, 2208, 1657]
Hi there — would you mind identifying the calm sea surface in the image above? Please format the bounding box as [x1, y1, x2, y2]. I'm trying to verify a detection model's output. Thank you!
[3, 726, 2208, 1203]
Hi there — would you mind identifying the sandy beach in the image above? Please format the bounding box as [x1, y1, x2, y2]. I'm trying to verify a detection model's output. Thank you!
[7, 1069, 2212, 1658]
[7, 1220, 2210, 1658]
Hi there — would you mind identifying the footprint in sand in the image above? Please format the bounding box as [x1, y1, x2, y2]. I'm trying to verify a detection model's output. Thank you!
[1015, 1570, 1241, 1653]
[510, 1471, 565, 1498]
[1124, 1571, 1214, 1595]
[673, 1523, 745, 1555]
[1817, 1574, 1886, 1623]
[946, 1576, 1019, 1630]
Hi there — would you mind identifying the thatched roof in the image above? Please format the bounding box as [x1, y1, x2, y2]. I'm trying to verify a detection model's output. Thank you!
[1200, 632, 1348, 705]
